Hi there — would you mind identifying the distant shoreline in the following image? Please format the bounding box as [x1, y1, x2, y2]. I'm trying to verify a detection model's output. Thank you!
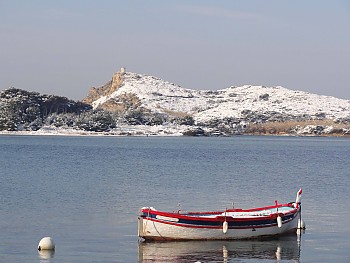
[1, 127, 349, 138]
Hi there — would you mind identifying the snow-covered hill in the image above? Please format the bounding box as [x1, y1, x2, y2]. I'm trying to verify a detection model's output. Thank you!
[1, 70, 350, 136]
[89, 70, 350, 124]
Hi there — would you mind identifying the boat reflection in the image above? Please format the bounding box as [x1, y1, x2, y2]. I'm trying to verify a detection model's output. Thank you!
[138, 234, 300, 262]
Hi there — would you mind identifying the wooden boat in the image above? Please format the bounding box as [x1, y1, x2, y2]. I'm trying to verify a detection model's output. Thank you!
[138, 189, 304, 241]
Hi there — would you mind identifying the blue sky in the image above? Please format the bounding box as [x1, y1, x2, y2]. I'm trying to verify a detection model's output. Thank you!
[1, 0, 350, 100]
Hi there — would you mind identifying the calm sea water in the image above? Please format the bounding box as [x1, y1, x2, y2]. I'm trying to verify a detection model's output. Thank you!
[0, 135, 349, 262]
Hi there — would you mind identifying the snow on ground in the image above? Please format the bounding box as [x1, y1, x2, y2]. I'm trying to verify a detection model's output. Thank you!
[92, 72, 350, 123]
[0, 124, 189, 137]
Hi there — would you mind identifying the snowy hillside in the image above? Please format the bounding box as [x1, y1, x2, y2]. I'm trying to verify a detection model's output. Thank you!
[90, 71, 350, 124]
[1, 71, 350, 136]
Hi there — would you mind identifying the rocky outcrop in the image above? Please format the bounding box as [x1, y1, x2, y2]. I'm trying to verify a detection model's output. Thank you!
[82, 70, 124, 105]
[98, 93, 142, 113]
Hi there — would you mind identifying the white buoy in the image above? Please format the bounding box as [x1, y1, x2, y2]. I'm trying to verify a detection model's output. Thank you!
[223, 221, 228, 234]
[277, 215, 282, 228]
[38, 237, 55, 251]
[298, 219, 306, 229]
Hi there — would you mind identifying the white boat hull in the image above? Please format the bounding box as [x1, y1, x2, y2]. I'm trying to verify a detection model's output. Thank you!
[138, 210, 300, 241]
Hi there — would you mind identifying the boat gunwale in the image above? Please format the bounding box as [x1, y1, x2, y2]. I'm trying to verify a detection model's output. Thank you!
[141, 202, 299, 222]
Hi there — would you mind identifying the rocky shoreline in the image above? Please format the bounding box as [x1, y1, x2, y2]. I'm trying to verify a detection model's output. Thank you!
[1, 121, 349, 137]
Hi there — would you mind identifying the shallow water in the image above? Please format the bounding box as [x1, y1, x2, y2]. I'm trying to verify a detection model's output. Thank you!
[0, 135, 349, 262]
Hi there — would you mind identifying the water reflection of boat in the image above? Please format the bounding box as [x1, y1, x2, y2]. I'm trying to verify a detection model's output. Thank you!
[138, 234, 301, 262]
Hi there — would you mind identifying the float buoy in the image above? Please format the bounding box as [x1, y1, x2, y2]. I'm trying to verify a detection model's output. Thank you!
[38, 237, 55, 251]
[223, 221, 228, 234]
[277, 215, 282, 228]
